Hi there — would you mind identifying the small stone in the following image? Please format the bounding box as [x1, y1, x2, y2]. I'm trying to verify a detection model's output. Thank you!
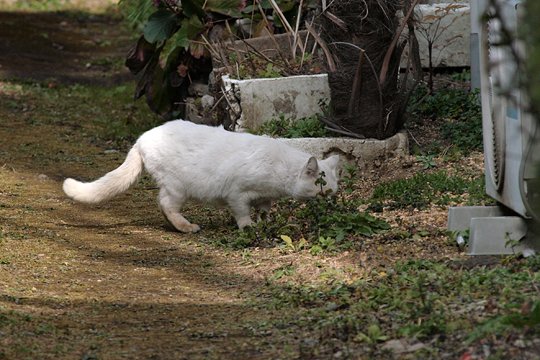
[325, 302, 339, 311]
[301, 338, 318, 347]
[189, 82, 209, 96]
[382, 339, 426, 354]
[38, 174, 49, 180]
[201, 95, 215, 110]
[382, 339, 407, 353]
[522, 248, 536, 257]
[513, 339, 526, 348]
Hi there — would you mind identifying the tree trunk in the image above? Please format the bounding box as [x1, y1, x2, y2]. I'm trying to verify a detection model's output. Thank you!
[318, 0, 405, 139]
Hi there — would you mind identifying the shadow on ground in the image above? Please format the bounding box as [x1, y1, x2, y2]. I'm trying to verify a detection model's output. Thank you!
[0, 11, 132, 85]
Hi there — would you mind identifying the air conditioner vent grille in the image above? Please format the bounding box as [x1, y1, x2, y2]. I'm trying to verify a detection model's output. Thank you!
[483, 16, 506, 191]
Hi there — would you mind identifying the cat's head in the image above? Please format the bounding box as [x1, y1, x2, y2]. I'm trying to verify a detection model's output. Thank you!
[292, 155, 340, 199]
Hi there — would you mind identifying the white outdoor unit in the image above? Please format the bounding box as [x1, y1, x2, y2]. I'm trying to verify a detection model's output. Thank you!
[448, 0, 539, 254]
[477, 0, 539, 217]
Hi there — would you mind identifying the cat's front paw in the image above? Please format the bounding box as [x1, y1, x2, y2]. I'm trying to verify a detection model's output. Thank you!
[236, 217, 253, 230]
[177, 223, 200, 233]
[187, 223, 201, 233]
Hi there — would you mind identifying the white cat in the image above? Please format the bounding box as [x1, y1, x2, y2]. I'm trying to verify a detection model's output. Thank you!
[63, 119, 340, 232]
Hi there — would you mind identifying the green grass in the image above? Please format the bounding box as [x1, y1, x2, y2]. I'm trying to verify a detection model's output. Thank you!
[260, 257, 540, 358]
[408, 85, 483, 155]
[217, 194, 389, 252]
[1, 81, 160, 148]
[369, 170, 490, 210]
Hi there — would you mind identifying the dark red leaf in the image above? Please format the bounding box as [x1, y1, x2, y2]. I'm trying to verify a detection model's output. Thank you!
[125, 36, 157, 75]
[177, 64, 189, 77]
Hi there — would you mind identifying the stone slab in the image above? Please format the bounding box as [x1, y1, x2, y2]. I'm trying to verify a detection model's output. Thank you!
[279, 131, 408, 170]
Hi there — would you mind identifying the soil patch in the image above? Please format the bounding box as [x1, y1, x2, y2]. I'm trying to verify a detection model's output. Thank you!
[0, 11, 131, 85]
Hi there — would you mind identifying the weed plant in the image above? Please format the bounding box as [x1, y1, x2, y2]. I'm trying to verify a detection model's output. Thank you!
[408, 84, 483, 155]
[225, 48, 324, 80]
[369, 170, 490, 210]
[255, 114, 330, 138]
[233, 57, 284, 79]
[225, 167, 389, 252]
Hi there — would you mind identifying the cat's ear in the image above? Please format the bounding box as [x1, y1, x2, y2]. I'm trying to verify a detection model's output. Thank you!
[325, 155, 340, 169]
[303, 156, 319, 177]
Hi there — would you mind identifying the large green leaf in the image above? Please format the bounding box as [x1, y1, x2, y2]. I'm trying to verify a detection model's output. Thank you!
[143, 9, 178, 44]
[164, 24, 190, 56]
[178, 16, 205, 47]
[181, 0, 206, 18]
[279, 0, 297, 12]
[259, 0, 273, 10]
[119, 0, 155, 29]
[205, 0, 245, 18]
[161, 15, 205, 61]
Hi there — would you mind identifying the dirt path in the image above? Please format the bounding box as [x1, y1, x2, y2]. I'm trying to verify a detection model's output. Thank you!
[0, 10, 298, 359]
[0, 107, 281, 359]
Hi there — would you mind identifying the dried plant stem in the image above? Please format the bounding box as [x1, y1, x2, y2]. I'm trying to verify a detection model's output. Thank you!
[379, 0, 420, 85]
[269, 0, 294, 33]
[331, 41, 383, 118]
[256, 2, 292, 67]
[319, 116, 366, 139]
[348, 49, 364, 116]
[322, 11, 347, 31]
[305, 22, 336, 72]
[292, 0, 304, 57]
[269, 0, 305, 58]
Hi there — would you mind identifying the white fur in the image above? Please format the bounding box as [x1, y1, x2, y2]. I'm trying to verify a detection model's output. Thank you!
[63, 120, 340, 232]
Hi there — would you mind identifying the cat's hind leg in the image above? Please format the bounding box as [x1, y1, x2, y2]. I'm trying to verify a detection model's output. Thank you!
[253, 199, 272, 222]
[159, 188, 200, 233]
[228, 197, 253, 229]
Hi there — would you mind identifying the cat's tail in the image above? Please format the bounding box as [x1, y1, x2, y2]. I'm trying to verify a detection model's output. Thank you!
[63, 144, 144, 204]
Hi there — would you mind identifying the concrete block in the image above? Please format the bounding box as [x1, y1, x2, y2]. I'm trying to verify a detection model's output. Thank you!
[222, 74, 330, 130]
[448, 206, 539, 256]
[468, 216, 527, 255]
[447, 206, 504, 231]
[401, 3, 470, 68]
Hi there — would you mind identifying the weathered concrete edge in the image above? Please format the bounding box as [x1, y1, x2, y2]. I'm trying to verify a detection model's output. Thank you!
[279, 131, 409, 170]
